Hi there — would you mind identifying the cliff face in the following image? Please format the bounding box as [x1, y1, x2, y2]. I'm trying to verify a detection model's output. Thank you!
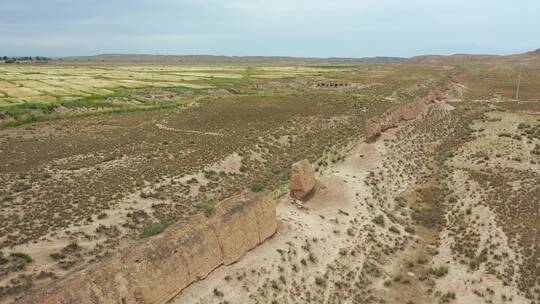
[366, 82, 453, 141]
[22, 192, 277, 304]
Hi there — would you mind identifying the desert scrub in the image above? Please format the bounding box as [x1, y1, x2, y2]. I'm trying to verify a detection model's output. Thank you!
[404, 225, 416, 234]
[213, 288, 224, 297]
[373, 215, 385, 227]
[48, 242, 83, 270]
[196, 199, 216, 216]
[271, 183, 288, 199]
[314, 276, 326, 286]
[203, 170, 218, 180]
[63, 242, 80, 253]
[0, 252, 33, 275]
[139, 221, 165, 239]
[417, 257, 428, 264]
[426, 265, 449, 278]
[0, 252, 6, 265]
[251, 181, 265, 192]
[388, 226, 400, 234]
[440, 291, 456, 303]
[11, 182, 30, 193]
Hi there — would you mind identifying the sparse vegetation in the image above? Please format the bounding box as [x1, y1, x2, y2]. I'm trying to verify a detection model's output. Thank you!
[250, 181, 265, 192]
[196, 199, 217, 216]
[426, 265, 449, 278]
[139, 222, 166, 239]
[373, 215, 385, 227]
[1, 62, 538, 304]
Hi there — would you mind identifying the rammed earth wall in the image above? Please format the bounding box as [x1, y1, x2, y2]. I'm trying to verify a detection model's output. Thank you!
[22, 192, 277, 304]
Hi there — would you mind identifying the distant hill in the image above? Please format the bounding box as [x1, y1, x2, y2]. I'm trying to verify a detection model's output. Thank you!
[60, 54, 405, 65]
[523, 48, 540, 56]
[407, 49, 540, 64]
[58, 49, 540, 65]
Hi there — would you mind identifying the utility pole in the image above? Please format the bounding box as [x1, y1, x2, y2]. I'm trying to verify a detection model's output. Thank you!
[515, 64, 523, 101]
[151, 51, 159, 91]
[151, 56, 155, 90]
[294, 65, 299, 95]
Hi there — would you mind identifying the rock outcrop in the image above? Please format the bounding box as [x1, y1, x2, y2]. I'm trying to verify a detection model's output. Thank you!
[289, 159, 317, 200]
[21, 192, 277, 304]
[366, 85, 451, 141]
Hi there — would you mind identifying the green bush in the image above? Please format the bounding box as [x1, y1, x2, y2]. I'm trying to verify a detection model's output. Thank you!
[1, 102, 56, 117]
[139, 222, 165, 239]
[251, 181, 265, 192]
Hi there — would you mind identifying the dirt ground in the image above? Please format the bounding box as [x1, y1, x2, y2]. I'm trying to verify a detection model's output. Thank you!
[1, 64, 538, 303]
[170, 99, 538, 304]
[3, 70, 439, 302]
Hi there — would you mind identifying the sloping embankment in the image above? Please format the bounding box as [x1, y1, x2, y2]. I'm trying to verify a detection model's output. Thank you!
[366, 81, 454, 141]
[21, 192, 277, 304]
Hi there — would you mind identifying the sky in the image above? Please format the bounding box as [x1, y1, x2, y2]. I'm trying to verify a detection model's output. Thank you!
[1, 0, 539, 58]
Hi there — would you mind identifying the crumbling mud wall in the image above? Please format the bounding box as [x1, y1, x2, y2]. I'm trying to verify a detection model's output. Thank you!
[366, 81, 454, 141]
[289, 159, 317, 200]
[21, 192, 277, 304]
[313, 81, 352, 88]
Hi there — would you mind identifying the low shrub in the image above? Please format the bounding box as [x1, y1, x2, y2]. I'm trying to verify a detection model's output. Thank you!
[373, 215, 385, 227]
[426, 265, 449, 277]
[139, 222, 165, 239]
[197, 199, 216, 216]
[251, 181, 265, 192]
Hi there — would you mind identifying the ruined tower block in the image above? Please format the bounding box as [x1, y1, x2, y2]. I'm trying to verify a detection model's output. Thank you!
[289, 159, 317, 200]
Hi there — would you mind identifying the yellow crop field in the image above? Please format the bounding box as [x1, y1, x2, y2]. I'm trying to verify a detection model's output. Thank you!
[0, 63, 339, 128]
[0, 64, 335, 108]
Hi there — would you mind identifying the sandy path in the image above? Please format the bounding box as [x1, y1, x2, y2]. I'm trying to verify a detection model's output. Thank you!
[155, 123, 224, 136]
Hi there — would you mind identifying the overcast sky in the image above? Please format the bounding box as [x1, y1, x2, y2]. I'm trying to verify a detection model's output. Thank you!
[1, 0, 538, 57]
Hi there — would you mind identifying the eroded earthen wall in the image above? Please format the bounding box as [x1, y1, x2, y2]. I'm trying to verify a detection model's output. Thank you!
[22, 192, 277, 304]
[366, 81, 454, 141]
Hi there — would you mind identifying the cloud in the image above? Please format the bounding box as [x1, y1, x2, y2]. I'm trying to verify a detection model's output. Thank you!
[0, 0, 538, 56]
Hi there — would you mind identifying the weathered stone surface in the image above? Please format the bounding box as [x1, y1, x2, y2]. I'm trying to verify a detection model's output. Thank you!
[289, 159, 317, 200]
[21, 192, 277, 304]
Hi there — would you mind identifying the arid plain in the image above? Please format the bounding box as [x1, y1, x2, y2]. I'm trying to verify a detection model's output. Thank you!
[0, 57, 538, 304]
